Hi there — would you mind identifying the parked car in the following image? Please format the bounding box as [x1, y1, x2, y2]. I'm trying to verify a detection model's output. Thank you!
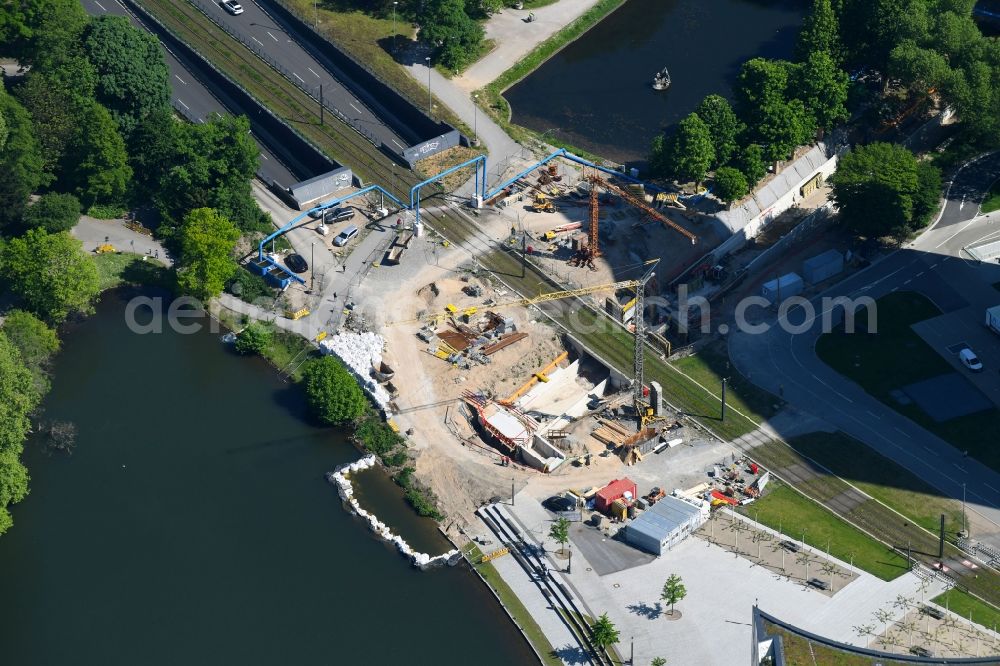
[332, 225, 359, 247]
[542, 495, 576, 513]
[960, 348, 983, 372]
[324, 207, 354, 224]
[284, 253, 308, 273]
[222, 0, 244, 14]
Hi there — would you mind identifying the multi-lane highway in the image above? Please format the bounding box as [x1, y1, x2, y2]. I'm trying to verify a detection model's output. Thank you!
[188, 0, 413, 153]
[730, 152, 1000, 544]
[80, 0, 303, 187]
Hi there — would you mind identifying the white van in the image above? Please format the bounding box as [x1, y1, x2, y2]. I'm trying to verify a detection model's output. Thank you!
[960, 348, 984, 372]
[333, 225, 359, 247]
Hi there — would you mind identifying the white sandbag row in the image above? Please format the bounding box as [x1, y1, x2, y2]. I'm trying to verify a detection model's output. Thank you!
[326, 455, 458, 570]
[319, 332, 393, 410]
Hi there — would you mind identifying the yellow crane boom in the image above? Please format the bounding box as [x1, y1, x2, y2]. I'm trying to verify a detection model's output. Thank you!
[386, 277, 645, 326]
[595, 175, 698, 245]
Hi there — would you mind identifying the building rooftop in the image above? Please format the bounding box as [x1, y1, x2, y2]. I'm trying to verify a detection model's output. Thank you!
[628, 495, 702, 541]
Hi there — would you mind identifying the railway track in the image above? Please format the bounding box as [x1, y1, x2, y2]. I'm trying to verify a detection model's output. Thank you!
[135, 0, 424, 190]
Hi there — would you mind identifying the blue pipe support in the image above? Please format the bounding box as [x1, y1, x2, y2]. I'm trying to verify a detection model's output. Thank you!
[409, 155, 487, 225]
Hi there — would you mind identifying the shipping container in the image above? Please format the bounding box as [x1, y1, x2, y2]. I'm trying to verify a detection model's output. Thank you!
[802, 249, 844, 284]
[760, 272, 804, 304]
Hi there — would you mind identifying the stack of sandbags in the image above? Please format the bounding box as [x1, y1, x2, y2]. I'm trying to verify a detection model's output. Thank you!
[326, 456, 458, 570]
[319, 332, 393, 410]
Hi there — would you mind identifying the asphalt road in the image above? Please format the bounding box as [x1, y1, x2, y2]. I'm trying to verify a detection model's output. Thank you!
[191, 0, 412, 153]
[80, 0, 302, 187]
[729, 151, 1000, 547]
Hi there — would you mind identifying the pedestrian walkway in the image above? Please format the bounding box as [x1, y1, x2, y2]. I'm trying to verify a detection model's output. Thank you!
[72, 216, 173, 267]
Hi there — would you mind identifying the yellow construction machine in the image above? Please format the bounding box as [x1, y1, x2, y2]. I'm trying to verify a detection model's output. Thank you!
[532, 194, 555, 213]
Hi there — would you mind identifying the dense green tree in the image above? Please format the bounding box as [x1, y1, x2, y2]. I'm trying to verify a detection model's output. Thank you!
[648, 134, 669, 177]
[0, 331, 39, 455]
[83, 15, 171, 139]
[21, 193, 81, 234]
[735, 58, 815, 159]
[661, 574, 687, 616]
[888, 40, 952, 92]
[419, 0, 484, 71]
[0, 91, 46, 232]
[713, 167, 749, 205]
[1, 309, 60, 395]
[548, 517, 570, 555]
[0, 230, 100, 323]
[734, 58, 793, 125]
[914, 161, 944, 222]
[932, 10, 983, 68]
[590, 613, 620, 649]
[16, 54, 97, 180]
[0, 0, 89, 63]
[234, 322, 272, 356]
[796, 0, 841, 62]
[837, 0, 931, 72]
[694, 95, 742, 168]
[62, 101, 131, 205]
[664, 113, 714, 186]
[175, 208, 240, 301]
[755, 99, 814, 162]
[0, 109, 7, 151]
[831, 142, 940, 238]
[302, 356, 368, 425]
[735, 143, 767, 187]
[794, 50, 849, 132]
[946, 58, 1000, 141]
[0, 449, 30, 535]
[157, 115, 263, 233]
[128, 108, 179, 201]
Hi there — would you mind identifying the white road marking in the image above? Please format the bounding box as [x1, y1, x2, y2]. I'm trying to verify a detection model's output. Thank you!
[252, 36, 264, 46]
[866, 410, 880, 419]
[293, 72, 304, 82]
[894, 427, 911, 438]
[178, 99, 190, 110]
[94, 0, 106, 10]
[267, 31, 279, 42]
[903, 278, 912, 285]
[349, 102, 362, 114]
[953, 463, 967, 473]
[935, 217, 978, 249]
[923, 446, 937, 455]
[260, 153, 269, 160]
[308, 67, 320, 78]
[915, 271, 924, 277]
[392, 139, 405, 149]
[174, 74, 187, 85]
[987, 484, 999, 494]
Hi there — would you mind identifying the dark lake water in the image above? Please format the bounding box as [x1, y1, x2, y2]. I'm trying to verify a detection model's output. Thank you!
[506, 0, 807, 164]
[0, 290, 534, 665]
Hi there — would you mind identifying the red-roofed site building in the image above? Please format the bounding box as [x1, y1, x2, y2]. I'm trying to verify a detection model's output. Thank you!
[595, 478, 638, 514]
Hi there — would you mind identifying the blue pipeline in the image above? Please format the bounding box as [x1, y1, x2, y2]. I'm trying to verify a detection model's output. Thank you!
[483, 149, 672, 202]
[410, 155, 487, 225]
[257, 184, 404, 261]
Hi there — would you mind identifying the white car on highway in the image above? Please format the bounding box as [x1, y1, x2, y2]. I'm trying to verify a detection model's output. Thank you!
[222, 0, 244, 15]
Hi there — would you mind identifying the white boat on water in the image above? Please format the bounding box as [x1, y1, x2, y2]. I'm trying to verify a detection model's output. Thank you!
[653, 67, 671, 91]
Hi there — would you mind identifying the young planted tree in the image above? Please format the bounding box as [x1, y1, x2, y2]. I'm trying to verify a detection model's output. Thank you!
[549, 516, 570, 555]
[590, 613, 620, 649]
[301, 356, 368, 425]
[661, 574, 687, 616]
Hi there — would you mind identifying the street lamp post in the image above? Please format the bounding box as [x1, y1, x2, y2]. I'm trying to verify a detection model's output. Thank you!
[963, 482, 967, 536]
[310, 242, 315, 292]
[473, 93, 478, 145]
[392, 2, 398, 53]
[425, 56, 432, 115]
